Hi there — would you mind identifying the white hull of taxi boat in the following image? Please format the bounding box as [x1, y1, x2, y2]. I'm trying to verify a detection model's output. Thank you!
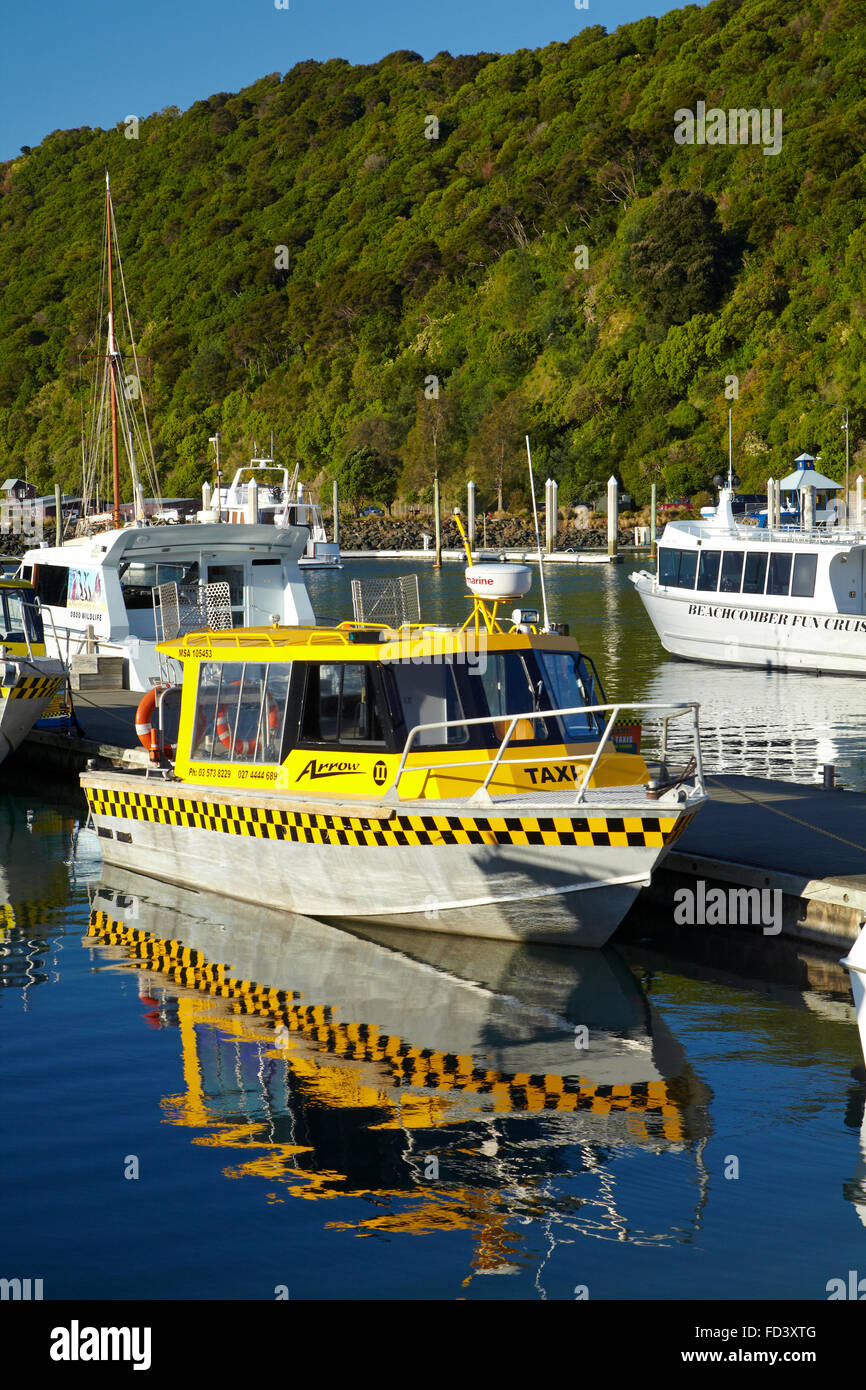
[0, 663, 66, 764]
[633, 577, 866, 675]
[82, 775, 698, 947]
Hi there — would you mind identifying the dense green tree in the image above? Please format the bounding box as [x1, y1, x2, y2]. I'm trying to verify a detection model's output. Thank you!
[334, 446, 400, 513]
[0, 0, 864, 508]
[619, 191, 739, 330]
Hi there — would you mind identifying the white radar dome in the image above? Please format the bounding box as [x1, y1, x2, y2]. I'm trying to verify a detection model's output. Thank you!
[464, 564, 532, 600]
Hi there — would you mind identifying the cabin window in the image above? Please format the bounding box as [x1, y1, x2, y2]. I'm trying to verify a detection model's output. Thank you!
[720, 552, 744, 593]
[300, 663, 385, 745]
[31, 564, 69, 608]
[535, 651, 604, 740]
[791, 553, 817, 599]
[675, 552, 698, 588]
[388, 662, 468, 747]
[659, 548, 699, 587]
[0, 589, 43, 645]
[119, 560, 199, 610]
[190, 661, 291, 764]
[742, 553, 768, 594]
[476, 652, 547, 742]
[766, 553, 792, 596]
[658, 549, 678, 585]
[696, 550, 721, 591]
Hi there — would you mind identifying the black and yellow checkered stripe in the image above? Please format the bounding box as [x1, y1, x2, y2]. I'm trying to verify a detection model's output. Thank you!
[87, 910, 690, 1125]
[1, 675, 63, 701]
[86, 784, 693, 850]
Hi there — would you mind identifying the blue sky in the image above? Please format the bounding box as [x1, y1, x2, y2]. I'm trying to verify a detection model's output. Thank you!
[1, 0, 668, 162]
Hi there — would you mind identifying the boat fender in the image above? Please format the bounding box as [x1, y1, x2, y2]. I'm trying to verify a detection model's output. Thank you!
[215, 691, 280, 757]
[136, 686, 174, 759]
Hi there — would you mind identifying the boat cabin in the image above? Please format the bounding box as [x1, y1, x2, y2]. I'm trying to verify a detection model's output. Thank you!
[156, 622, 647, 800]
[20, 522, 315, 690]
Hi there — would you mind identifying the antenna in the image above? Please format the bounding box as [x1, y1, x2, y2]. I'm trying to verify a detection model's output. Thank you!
[525, 434, 550, 631]
[728, 407, 733, 490]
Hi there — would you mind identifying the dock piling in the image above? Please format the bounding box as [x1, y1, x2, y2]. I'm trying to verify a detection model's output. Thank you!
[607, 477, 618, 559]
[545, 478, 557, 554]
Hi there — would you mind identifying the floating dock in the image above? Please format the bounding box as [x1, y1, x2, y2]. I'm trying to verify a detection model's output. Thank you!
[340, 548, 642, 564]
[6, 690, 862, 950]
[647, 773, 866, 949]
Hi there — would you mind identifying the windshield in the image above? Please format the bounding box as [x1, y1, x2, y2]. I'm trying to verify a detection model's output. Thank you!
[535, 651, 603, 740]
[0, 588, 43, 645]
[476, 652, 547, 742]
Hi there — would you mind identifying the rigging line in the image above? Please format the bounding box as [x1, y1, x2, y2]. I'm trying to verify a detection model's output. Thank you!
[707, 773, 866, 855]
[110, 200, 161, 506]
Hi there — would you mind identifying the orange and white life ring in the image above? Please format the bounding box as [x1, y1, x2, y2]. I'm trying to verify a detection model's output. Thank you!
[135, 686, 174, 759]
[215, 689, 280, 758]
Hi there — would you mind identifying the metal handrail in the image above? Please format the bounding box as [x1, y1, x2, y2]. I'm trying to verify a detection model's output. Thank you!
[733, 526, 862, 546]
[389, 700, 704, 803]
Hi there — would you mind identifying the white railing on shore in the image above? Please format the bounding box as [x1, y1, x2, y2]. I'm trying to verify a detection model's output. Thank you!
[389, 700, 704, 804]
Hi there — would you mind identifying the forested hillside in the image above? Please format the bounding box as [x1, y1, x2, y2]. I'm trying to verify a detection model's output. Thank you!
[1, 0, 864, 510]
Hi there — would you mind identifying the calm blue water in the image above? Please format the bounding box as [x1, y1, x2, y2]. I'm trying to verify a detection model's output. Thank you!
[2, 560, 866, 1301]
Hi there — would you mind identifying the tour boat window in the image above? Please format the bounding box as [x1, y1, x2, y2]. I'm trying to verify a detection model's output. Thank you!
[791, 553, 817, 599]
[388, 662, 469, 747]
[301, 663, 385, 745]
[742, 552, 768, 594]
[31, 564, 69, 608]
[0, 589, 43, 645]
[191, 661, 291, 764]
[119, 560, 199, 610]
[535, 651, 603, 740]
[658, 549, 679, 586]
[697, 550, 721, 591]
[720, 552, 744, 593]
[766, 553, 792, 596]
[675, 552, 698, 589]
[477, 652, 547, 742]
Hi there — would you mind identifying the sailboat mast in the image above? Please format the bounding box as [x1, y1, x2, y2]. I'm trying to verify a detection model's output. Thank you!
[106, 173, 121, 529]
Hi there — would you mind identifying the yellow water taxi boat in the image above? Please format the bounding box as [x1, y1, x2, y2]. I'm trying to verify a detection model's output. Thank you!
[0, 577, 67, 765]
[81, 564, 706, 945]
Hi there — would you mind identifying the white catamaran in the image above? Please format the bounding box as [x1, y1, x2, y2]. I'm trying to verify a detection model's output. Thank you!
[632, 451, 866, 676]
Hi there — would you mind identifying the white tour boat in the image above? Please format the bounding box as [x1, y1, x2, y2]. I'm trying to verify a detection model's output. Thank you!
[19, 523, 315, 691]
[218, 450, 341, 569]
[632, 455, 866, 675]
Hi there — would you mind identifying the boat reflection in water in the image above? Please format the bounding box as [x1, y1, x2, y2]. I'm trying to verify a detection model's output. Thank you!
[0, 795, 80, 997]
[642, 660, 866, 788]
[86, 870, 712, 1276]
